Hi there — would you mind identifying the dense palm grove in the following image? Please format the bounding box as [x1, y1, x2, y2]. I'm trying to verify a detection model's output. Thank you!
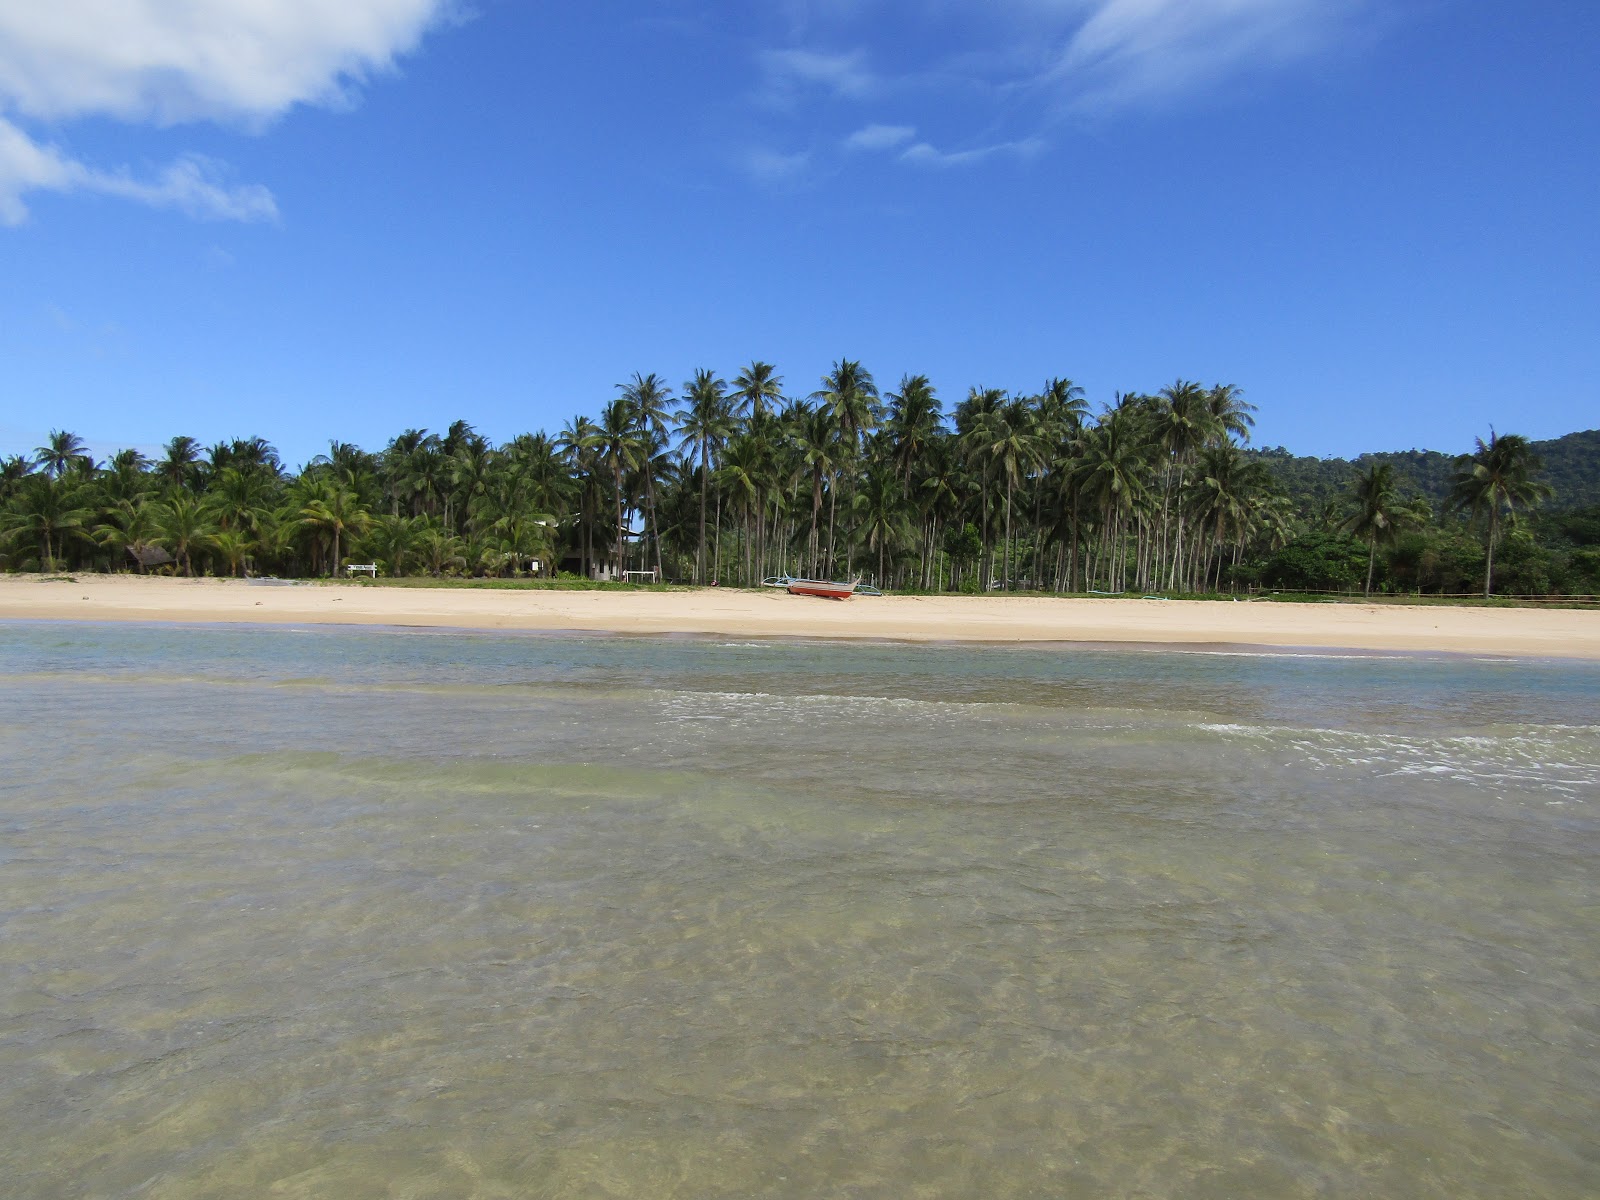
[3, 363, 1589, 597]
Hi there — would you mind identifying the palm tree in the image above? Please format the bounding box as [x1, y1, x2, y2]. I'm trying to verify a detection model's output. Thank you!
[675, 370, 733, 584]
[794, 403, 837, 577]
[298, 482, 372, 576]
[1341, 463, 1406, 596]
[619, 372, 674, 578]
[1, 455, 34, 503]
[154, 491, 218, 576]
[159, 436, 203, 491]
[365, 513, 421, 576]
[210, 529, 254, 577]
[975, 398, 1040, 588]
[1188, 443, 1273, 592]
[36, 430, 91, 479]
[853, 465, 904, 586]
[2, 475, 93, 568]
[557, 415, 604, 579]
[1155, 381, 1210, 589]
[885, 374, 942, 488]
[731, 361, 784, 422]
[1206, 384, 1256, 444]
[584, 398, 642, 578]
[813, 359, 879, 574]
[1448, 431, 1552, 596]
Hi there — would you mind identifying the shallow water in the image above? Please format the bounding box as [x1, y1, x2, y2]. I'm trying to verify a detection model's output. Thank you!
[2, 622, 1597, 1198]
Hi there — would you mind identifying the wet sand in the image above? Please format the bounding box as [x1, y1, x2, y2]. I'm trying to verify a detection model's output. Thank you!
[1, 574, 1596, 659]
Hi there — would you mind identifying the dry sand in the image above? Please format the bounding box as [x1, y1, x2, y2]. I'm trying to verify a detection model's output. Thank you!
[2, 573, 1597, 659]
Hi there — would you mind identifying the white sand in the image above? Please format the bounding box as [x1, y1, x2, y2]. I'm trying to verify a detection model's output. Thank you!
[2, 574, 1596, 659]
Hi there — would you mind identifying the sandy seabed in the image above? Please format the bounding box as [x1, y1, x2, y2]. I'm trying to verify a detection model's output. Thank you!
[1, 574, 1596, 660]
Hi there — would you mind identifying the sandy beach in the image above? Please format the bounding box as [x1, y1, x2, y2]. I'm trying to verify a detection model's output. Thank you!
[1, 573, 1596, 658]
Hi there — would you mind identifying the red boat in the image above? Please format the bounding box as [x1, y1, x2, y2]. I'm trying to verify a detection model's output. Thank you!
[764, 575, 859, 600]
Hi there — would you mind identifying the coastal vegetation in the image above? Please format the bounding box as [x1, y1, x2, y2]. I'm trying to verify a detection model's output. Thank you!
[3, 371, 1596, 597]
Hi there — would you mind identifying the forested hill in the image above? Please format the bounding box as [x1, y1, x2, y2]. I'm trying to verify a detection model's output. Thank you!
[1250, 428, 1600, 514]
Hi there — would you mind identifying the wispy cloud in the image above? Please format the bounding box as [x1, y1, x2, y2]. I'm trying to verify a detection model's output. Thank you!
[742, 146, 813, 185]
[843, 123, 916, 151]
[900, 137, 1046, 168]
[1043, 0, 1367, 110]
[761, 48, 876, 101]
[0, 0, 453, 224]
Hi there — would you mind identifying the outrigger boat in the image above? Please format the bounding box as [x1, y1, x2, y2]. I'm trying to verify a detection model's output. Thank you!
[761, 574, 881, 600]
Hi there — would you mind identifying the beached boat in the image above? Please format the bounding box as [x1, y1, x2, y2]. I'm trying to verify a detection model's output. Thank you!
[761, 575, 861, 600]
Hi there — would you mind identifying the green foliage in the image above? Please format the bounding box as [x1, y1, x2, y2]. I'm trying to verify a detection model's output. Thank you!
[3, 406, 1592, 599]
[1261, 531, 1370, 591]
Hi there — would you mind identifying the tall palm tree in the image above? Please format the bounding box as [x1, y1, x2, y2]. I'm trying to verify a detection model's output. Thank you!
[976, 398, 1041, 588]
[731, 361, 784, 422]
[853, 465, 904, 586]
[885, 374, 942, 488]
[812, 359, 879, 574]
[154, 491, 218, 576]
[2, 475, 92, 568]
[159, 436, 203, 492]
[619, 372, 674, 578]
[675, 369, 732, 584]
[557, 415, 602, 578]
[794, 403, 837, 577]
[1206, 383, 1255, 444]
[36, 430, 91, 479]
[1448, 431, 1552, 596]
[584, 398, 642, 578]
[1341, 462, 1406, 596]
[298, 482, 372, 576]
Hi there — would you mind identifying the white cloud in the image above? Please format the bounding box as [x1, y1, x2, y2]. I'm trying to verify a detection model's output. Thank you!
[843, 123, 916, 151]
[0, 0, 452, 224]
[761, 48, 875, 99]
[1050, 0, 1362, 109]
[743, 147, 812, 184]
[900, 137, 1045, 168]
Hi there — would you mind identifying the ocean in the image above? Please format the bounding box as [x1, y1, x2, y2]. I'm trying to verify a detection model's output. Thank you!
[2, 621, 1597, 1198]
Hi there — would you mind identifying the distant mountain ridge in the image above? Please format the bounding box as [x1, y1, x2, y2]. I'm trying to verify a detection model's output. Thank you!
[1250, 429, 1600, 514]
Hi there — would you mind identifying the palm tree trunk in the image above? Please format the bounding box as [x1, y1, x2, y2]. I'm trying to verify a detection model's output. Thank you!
[1003, 477, 1013, 589]
[1484, 511, 1497, 597]
[698, 441, 708, 584]
[1366, 540, 1376, 597]
[613, 463, 624, 580]
[827, 476, 838, 577]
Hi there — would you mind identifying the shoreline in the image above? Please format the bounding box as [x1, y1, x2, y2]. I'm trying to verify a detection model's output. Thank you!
[3, 574, 1598, 660]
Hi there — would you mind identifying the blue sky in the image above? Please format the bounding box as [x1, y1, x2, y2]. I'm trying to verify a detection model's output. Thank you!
[2, 0, 1596, 469]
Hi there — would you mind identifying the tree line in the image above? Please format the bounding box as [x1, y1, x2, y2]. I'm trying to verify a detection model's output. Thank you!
[3, 362, 1589, 597]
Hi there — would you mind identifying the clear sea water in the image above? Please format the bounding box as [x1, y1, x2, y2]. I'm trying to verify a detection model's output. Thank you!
[2, 621, 1597, 1198]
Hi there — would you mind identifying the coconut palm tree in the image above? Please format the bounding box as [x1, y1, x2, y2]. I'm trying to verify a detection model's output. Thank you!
[619, 372, 674, 577]
[975, 398, 1041, 589]
[36, 430, 91, 480]
[885, 374, 941, 488]
[1448, 431, 1552, 596]
[365, 513, 421, 576]
[298, 481, 372, 576]
[154, 491, 218, 576]
[812, 359, 879, 573]
[584, 398, 642, 578]
[557, 415, 603, 578]
[2, 474, 93, 568]
[853, 465, 905, 586]
[676, 370, 734, 583]
[1341, 462, 1407, 595]
[731, 361, 784, 422]
[159, 436, 203, 491]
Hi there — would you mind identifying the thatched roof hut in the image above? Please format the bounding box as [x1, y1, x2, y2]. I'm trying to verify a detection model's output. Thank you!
[128, 546, 174, 569]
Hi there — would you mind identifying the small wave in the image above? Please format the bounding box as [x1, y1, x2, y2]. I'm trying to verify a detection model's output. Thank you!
[1196, 720, 1600, 797]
